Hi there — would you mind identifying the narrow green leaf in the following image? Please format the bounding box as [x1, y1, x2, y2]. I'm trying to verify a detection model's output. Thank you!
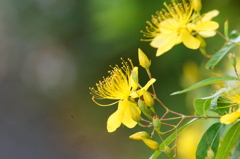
[206, 43, 236, 69]
[206, 30, 240, 70]
[171, 77, 238, 95]
[231, 142, 240, 159]
[215, 121, 240, 159]
[196, 123, 225, 159]
[194, 98, 212, 116]
[229, 30, 240, 42]
[209, 96, 230, 115]
[149, 119, 200, 159]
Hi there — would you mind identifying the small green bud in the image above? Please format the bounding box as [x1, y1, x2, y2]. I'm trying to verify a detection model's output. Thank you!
[143, 90, 154, 107]
[129, 131, 149, 140]
[152, 116, 161, 131]
[206, 148, 215, 159]
[142, 138, 159, 150]
[196, 34, 206, 48]
[165, 146, 174, 157]
[129, 67, 139, 91]
[228, 53, 237, 68]
[129, 104, 141, 122]
[138, 99, 152, 118]
[138, 48, 151, 69]
[192, 0, 202, 12]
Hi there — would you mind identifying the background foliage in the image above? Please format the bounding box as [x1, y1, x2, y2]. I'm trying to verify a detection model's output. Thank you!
[1, 0, 240, 158]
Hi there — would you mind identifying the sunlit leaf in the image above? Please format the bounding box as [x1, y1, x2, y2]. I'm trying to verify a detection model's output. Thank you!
[231, 142, 240, 159]
[196, 123, 225, 159]
[205, 44, 236, 69]
[194, 98, 212, 116]
[149, 119, 200, 159]
[206, 30, 240, 69]
[215, 121, 240, 159]
[171, 77, 238, 95]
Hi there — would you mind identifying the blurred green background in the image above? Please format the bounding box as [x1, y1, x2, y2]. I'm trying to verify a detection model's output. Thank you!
[1, 0, 240, 159]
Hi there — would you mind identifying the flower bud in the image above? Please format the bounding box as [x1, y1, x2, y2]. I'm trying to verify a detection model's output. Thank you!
[138, 99, 152, 118]
[129, 131, 149, 140]
[192, 0, 202, 12]
[206, 148, 215, 159]
[164, 146, 174, 157]
[152, 116, 161, 131]
[129, 67, 139, 91]
[196, 34, 206, 48]
[228, 53, 237, 68]
[129, 104, 141, 122]
[143, 90, 154, 107]
[142, 138, 159, 150]
[138, 48, 151, 69]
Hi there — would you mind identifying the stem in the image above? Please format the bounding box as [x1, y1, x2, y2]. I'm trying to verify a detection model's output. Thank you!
[234, 67, 239, 77]
[155, 97, 168, 110]
[162, 122, 175, 127]
[141, 117, 152, 123]
[161, 117, 183, 121]
[162, 116, 185, 134]
[217, 30, 236, 44]
[161, 110, 170, 119]
[146, 69, 157, 96]
[169, 110, 184, 116]
[184, 115, 220, 119]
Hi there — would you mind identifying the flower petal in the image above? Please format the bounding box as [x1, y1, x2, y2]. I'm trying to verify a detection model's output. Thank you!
[129, 67, 139, 91]
[122, 103, 139, 128]
[198, 31, 216, 38]
[220, 112, 240, 124]
[201, 10, 219, 22]
[180, 29, 200, 49]
[150, 32, 178, 56]
[193, 21, 219, 31]
[107, 110, 123, 132]
[130, 78, 156, 98]
[107, 100, 128, 132]
[142, 78, 156, 91]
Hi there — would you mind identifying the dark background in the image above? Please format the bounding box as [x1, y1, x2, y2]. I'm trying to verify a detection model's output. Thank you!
[0, 0, 240, 159]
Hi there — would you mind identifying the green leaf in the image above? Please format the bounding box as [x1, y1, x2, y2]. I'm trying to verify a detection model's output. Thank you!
[231, 142, 240, 159]
[149, 119, 200, 159]
[215, 121, 240, 159]
[196, 123, 225, 159]
[205, 44, 236, 69]
[206, 30, 240, 70]
[194, 98, 212, 116]
[171, 77, 238, 95]
[209, 96, 230, 115]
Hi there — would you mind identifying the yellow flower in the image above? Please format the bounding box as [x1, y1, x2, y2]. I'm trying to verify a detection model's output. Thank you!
[220, 108, 240, 124]
[90, 59, 156, 132]
[142, 138, 159, 150]
[218, 84, 240, 107]
[129, 131, 149, 140]
[142, 0, 219, 56]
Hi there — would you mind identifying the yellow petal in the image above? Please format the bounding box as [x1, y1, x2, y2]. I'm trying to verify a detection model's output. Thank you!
[220, 112, 240, 124]
[180, 29, 200, 49]
[198, 31, 216, 38]
[130, 78, 156, 98]
[122, 103, 138, 128]
[201, 10, 219, 22]
[142, 138, 159, 150]
[129, 67, 139, 91]
[129, 131, 149, 140]
[194, 21, 219, 31]
[107, 100, 128, 132]
[150, 32, 178, 56]
[142, 78, 156, 91]
[107, 110, 123, 132]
